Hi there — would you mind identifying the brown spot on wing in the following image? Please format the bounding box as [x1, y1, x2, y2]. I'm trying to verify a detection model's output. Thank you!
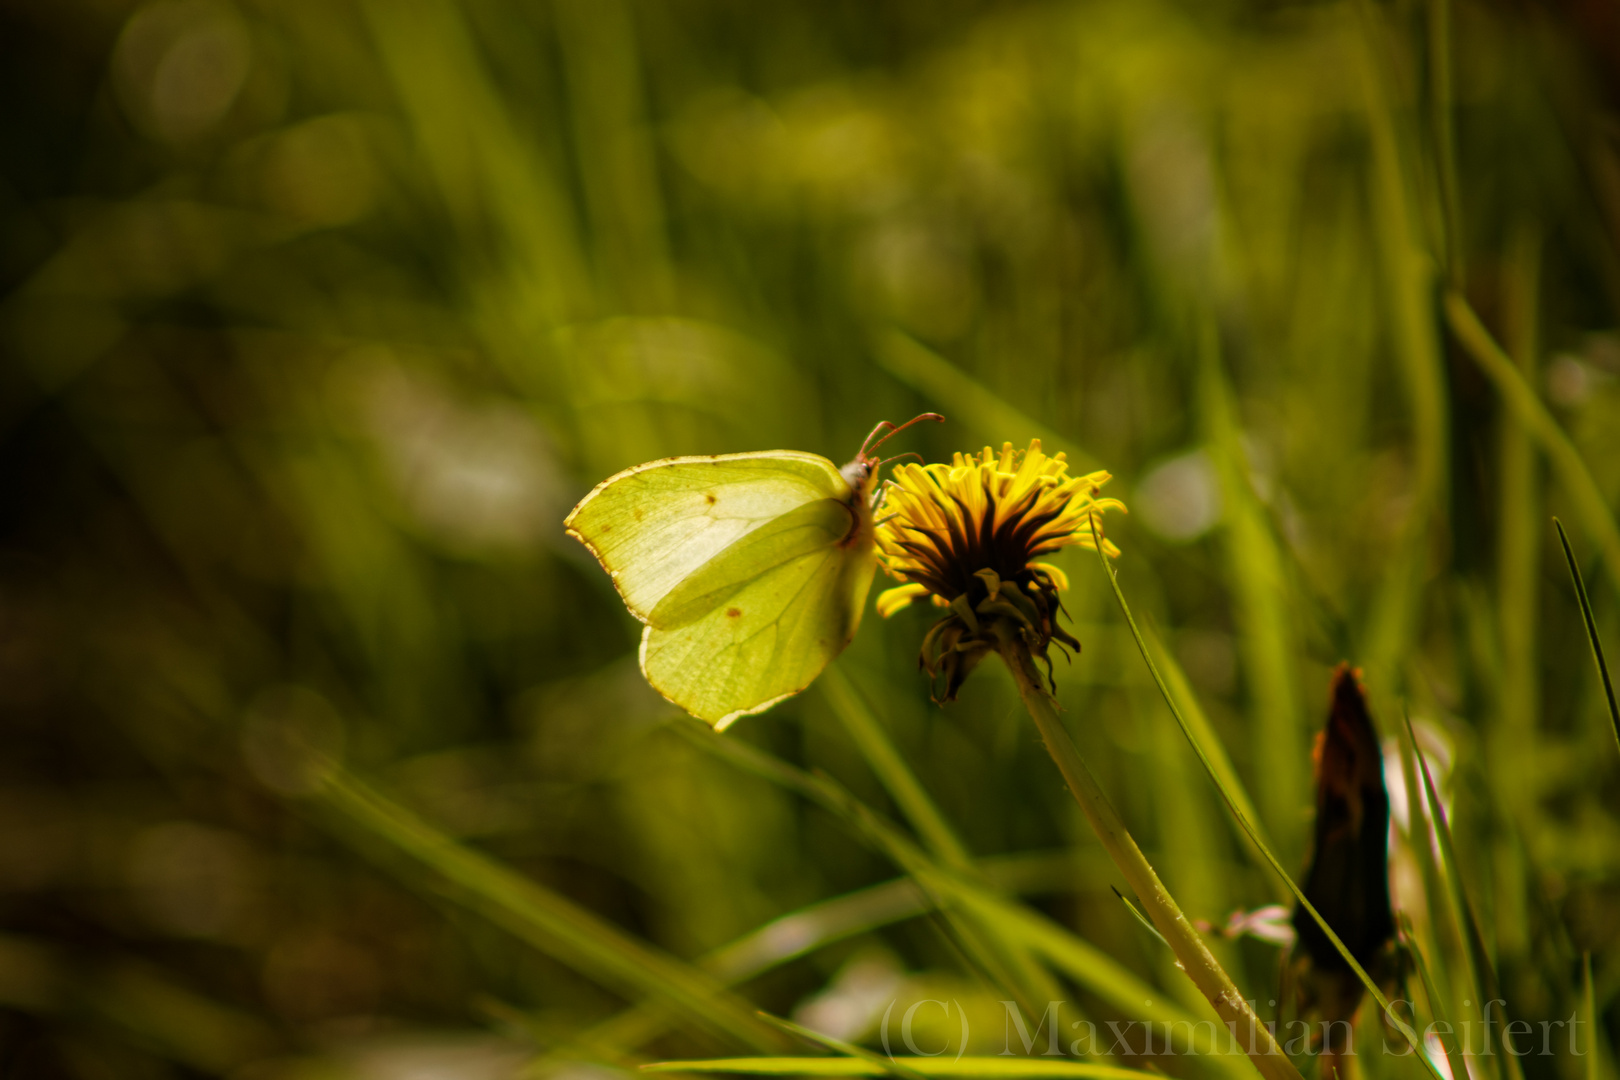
[705, 492, 717, 505]
[726, 607, 742, 618]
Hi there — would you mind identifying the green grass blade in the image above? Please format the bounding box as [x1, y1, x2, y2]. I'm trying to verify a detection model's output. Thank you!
[1390, 703, 1455, 997]
[820, 665, 1069, 1010]
[1493, 227, 1542, 1011]
[1141, 624, 1275, 862]
[708, 880, 925, 982]
[820, 666, 974, 872]
[552, 0, 675, 311]
[1428, 0, 1463, 284]
[1352, 0, 1451, 697]
[1196, 319, 1305, 854]
[574, 851, 1106, 1056]
[754, 1012, 929, 1080]
[1448, 299, 1620, 593]
[317, 769, 787, 1052]
[673, 722, 1253, 1071]
[872, 330, 1101, 472]
[1110, 886, 1169, 950]
[1399, 915, 1470, 1080]
[576, 877, 928, 1053]
[1092, 537, 1443, 1078]
[1584, 953, 1599, 1080]
[947, 892, 1242, 1066]
[1556, 519, 1620, 759]
[675, 725, 1128, 1001]
[1401, 705, 1515, 1073]
[682, 733, 1030, 1014]
[358, 0, 590, 327]
[643, 1059, 1160, 1078]
[705, 850, 1110, 984]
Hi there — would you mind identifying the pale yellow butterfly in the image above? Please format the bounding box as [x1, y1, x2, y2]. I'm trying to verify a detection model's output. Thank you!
[564, 415, 942, 728]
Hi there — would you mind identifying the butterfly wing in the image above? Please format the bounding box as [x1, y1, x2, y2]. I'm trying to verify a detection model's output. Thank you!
[565, 451, 877, 726]
[641, 497, 876, 727]
[564, 451, 851, 623]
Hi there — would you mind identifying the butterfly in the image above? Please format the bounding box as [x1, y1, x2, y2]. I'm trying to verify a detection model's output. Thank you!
[564, 415, 942, 728]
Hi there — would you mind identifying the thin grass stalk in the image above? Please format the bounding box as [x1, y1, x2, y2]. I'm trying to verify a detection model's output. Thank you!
[821, 666, 973, 870]
[993, 635, 1301, 1080]
[755, 1012, 930, 1080]
[815, 683, 1032, 1012]
[1401, 916, 1471, 1080]
[1101, 550, 1251, 942]
[642, 1058, 1163, 1077]
[1144, 672, 1236, 1009]
[1392, 706, 1454, 1003]
[1555, 520, 1620, 759]
[1144, 626, 1276, 861]
[820, 666, 1072, 1016]
[1494, 224, 1542, 976]
[1584, 955, 1599, 1080]
[1403, 709, 1516, 1078]
[1095, 554, 1240, 1005]
[1196, 318, 1304, 856]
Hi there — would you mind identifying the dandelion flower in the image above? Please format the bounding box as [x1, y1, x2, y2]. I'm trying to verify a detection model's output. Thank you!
[873, 439, 1125, 702]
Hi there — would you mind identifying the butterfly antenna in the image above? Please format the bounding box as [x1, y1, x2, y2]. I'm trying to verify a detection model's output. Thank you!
[857, 420, 898, 460]
[865, 412, 944, 456]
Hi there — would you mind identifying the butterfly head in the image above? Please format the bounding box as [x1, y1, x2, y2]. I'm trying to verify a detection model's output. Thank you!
[839, 456, 879, 504]
[842, 413, 944, 507]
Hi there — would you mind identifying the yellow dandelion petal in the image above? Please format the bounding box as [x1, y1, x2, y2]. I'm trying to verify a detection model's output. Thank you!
[1028, 561, 1070, 592]
[875, 583, 933, 619]
[875, 438, 1124, 603]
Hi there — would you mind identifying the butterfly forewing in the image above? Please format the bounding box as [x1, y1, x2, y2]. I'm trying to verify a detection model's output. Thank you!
[649, 497, 854, 630]
[564, 451, 852, 623]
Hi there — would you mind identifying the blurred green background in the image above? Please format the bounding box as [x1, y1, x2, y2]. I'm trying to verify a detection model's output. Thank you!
[4, 0, 1620, 1076]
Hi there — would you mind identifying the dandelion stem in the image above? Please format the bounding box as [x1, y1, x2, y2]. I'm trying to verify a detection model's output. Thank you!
[995, 636, 1301, 1080]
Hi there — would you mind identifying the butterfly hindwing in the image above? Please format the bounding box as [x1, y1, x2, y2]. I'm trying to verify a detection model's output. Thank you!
[641, 532, 877, 727]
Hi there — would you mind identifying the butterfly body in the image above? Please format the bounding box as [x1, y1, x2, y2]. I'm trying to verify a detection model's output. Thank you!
[565, 447, 884, 729]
